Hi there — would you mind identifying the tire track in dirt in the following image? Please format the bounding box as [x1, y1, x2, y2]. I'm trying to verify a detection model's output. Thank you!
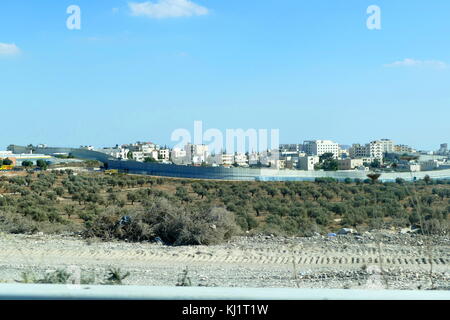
[1, 233, 448, 281]
[1, 247, 447, 269]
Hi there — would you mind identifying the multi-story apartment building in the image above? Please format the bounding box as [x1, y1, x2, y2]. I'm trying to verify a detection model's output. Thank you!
[349, 141, 383, 160]
[303, 140, 339, 158]
[379, 139, 395, 153]
[368, 141, 383, 159]
[349, 144, 366, 158]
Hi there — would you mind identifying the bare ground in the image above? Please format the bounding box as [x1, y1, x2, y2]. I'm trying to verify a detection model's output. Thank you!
[0, 232, 449, 290]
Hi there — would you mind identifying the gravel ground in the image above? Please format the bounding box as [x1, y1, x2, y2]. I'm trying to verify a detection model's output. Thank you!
[0, 232, 448, 290]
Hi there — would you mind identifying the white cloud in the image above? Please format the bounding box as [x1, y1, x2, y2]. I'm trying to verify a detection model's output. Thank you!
[384, 58, 448, 69]
[128, 0, 208, 19]
[0, 43, 21, 56]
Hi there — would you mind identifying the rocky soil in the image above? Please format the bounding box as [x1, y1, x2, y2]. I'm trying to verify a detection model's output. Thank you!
[0, 231, 448, 290]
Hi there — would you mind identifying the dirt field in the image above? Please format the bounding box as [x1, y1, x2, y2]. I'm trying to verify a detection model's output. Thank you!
[0, 232, 448, 290]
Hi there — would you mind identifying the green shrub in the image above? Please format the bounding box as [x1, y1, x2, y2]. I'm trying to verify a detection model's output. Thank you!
[103, 268, 130, 285]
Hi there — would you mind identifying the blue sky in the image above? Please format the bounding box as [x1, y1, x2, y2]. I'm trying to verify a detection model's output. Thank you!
[0, 0, 449, 150]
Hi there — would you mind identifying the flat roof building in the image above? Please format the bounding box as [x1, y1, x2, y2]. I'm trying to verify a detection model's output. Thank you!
[303, 140, 339, 158]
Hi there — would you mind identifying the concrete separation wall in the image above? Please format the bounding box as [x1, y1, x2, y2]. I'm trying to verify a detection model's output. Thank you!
[10, 145, 450, 182]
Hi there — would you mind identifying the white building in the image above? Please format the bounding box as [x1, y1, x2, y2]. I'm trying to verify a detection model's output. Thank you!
[185, 144, 209, 165]
[131, 151, 145, 162]
[368, 141, 383, 160]
[298, 156, 320, 171]
[143, 150, 159, 161]
[171, 148, 187, 165]
[158, 149, 170, 161]
[234, 153, 248, 167]
[379, 139, 395, 153]
[303, 140, 339, 158]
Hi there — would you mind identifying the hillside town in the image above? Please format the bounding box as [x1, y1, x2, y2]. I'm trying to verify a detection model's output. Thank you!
[87, 139, 450, 172]
[3, 139, 448, 174]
